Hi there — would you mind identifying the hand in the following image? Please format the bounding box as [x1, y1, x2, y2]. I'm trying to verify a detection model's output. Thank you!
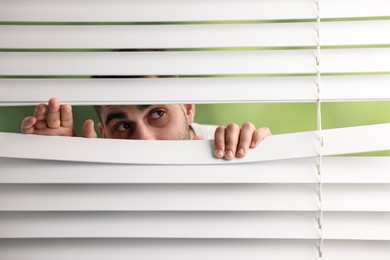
[21, 98, 97, 138]
[213, 122, 271, 160]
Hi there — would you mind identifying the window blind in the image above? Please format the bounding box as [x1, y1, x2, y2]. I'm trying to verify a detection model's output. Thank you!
[0, 0, 389, 260]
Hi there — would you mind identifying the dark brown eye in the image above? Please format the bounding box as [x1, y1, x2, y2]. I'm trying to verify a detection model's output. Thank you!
[116, 122, 131, 131]
[149, 110, 165, 119]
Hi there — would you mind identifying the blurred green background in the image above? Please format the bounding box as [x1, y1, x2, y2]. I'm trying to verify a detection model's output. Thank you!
[0, 102, 389, 155]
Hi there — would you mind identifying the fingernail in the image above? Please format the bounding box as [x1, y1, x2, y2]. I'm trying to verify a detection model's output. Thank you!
[226, 150, 234, 158]
[237, 147, 245, 155]
[215, 149, 224, 158]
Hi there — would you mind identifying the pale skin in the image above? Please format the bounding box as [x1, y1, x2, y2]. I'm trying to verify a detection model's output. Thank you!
[21, 98, 271, 160]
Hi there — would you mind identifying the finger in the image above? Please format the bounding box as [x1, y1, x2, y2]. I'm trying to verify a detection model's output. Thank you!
[82, 119, 97, 138]
[60, 104, 73, 127]
[224, 123, 240, 160]
[236, 122, 256, 158]
[251, 127, 272, 148]
[33, 104, 47, 130]
[214, 126, 226, 158]
[193, 135, 204, 140]
[21, 116, 37, 134]
[46, 98, 61, 128]
[33, 103, 47, 122]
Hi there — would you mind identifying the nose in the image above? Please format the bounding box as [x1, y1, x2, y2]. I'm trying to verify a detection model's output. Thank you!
[133, 126, 156, 140]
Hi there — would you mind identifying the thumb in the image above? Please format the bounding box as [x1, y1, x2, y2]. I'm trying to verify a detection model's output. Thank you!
[193, 135, 204, 140]
[82, 119, 97, 138]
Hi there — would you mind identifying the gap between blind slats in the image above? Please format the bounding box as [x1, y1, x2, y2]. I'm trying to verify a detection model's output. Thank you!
[0, 239, 319, 260]
[0, 212, 318, 239]
[0, 76, 389, 105]
[0, 0, 316, 22]
[1, 157, 389, 184]
[0, 184, 319, 211]
[0, 124, 388, 164]
[1, 49, 389, 75]
[2, 20, 390, 49]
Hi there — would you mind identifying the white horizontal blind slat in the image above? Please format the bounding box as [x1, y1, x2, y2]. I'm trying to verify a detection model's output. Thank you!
[321, 124, 390, 156]
[322, 157, 390, 183]
[0, 51, 315, 76]
[1, 124, 388, 164]
[0, 130, 319, 164]
[325, 241, 390, 260]
[10, 211, 388, 240]
[2, 20, 389, 49]
[0, 239, 319, 260]
[0, 184, 319, 211]
[324, 212, 390, 240]
[0, 212, 319, 239]
[2, 157, 389, 184]
[0, 77, 319, 105]
[321, 20, 390, 46]
[0, 157, 319, 184]
[321, 48, 390, 73]
[1, 49, 389, 76]
[321, 0, 390, 19]
[321, 75, 390, 102]
[0, 24, 316, 49]
[2, 0, 389, 22]
[323, 184, 390, 211]
[0, 0, 316, 22]
[1, 75, 389, 105]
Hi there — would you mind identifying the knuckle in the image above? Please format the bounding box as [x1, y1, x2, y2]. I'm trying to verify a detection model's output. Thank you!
[214, 126, 226, 137]
[242, 122, 254, 129]
[226, 123, 239, 131]
[239, 135, 251, 145]
[37, 104, 46, 112]
[259, 127, 271, 136]
[242, 122, 256, 132]
[225, 140, 236, 150]
[47, 119, 60, 127]
[215, 126, 226, 132]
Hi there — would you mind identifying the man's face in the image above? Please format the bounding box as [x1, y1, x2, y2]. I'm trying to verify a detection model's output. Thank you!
[97, 104, 196, 140]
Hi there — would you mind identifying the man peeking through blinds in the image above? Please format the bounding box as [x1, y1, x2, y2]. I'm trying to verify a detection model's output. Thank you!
[21, 97, 270, 160]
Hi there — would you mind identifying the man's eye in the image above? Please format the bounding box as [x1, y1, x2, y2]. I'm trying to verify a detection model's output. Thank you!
[116, 122, 131, 132]
[149, 110, 165, 119]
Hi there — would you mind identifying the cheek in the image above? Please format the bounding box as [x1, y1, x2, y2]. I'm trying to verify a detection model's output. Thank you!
[103, 126, 125, 139]
[156, 120, 190, 140]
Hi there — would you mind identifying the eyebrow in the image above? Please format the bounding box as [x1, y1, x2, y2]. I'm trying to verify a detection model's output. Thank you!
[105, 112, 127, 126]
[137, 105, 151, 112]
[104, 105, 151, 125]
